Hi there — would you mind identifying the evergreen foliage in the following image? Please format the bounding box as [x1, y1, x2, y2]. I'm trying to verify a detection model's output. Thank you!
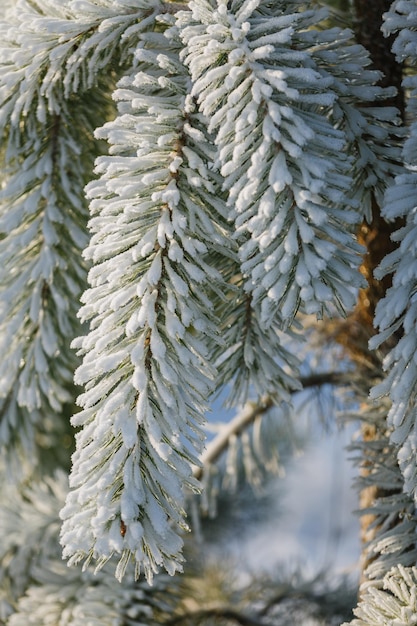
[370, 0, 417, 503]
[349, 394, 417, 581]
[345, 565, 417, 626]
[0, 0, 417, 623]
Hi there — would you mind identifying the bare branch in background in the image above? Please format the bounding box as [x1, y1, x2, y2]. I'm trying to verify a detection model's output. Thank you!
[195, 370, 351, 479]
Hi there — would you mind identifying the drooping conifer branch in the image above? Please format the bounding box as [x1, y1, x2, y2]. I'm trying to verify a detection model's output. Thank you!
[60, 20, 230, 582]
[0, 6, 416, 622]
[0, 103, 101, 462]
[178, 0, 367, 327]
[0, 0, 164, 468]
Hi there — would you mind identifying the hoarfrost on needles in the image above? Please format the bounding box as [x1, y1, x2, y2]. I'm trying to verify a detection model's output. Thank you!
[178, 0, 366, 327]
[60, 27, 227, 582]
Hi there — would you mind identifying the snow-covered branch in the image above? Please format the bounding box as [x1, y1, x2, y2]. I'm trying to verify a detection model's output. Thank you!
[60, 22, 228, 582]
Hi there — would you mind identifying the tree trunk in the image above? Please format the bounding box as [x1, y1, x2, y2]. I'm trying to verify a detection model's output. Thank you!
[352, 0, 405, 113]
[352, 0, 405, 338]
[343, 0, 405, 580]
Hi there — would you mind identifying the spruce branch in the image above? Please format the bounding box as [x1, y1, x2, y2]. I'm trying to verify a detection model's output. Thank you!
[0, 470, 180, 626]
[212, 284, 302, 407]
[0, 97, 107, 465]
[60, 22, 229, 583]
[178, 0, 367, 327]
[0, 0, 164, 468]
[345, 565, 417, 626]
[0, 0, 413, 609]
[349, 395, 417, 582]
[0, 0, 160, 148]
[305, 24, 403, 222]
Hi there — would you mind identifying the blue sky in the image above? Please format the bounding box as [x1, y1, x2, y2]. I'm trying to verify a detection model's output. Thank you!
[219, 422, 361, 581]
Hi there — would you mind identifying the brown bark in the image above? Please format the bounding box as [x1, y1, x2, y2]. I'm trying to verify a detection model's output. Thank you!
[352, 0, 405, 114]
[331, 0, 405, 360]
[352, 0, 405, 338]
[357, 421, 379, 572]
[343, 0, 405, 579]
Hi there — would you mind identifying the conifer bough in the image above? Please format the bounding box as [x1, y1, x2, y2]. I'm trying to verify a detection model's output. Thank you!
[0, 5, 416, 621]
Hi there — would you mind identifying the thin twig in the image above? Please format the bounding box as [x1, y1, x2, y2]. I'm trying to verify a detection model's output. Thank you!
[166, 605, 268, 626]
[160, 1, 189, 13]
[194, 398, 273, 480]
[298, 370, 350, 388]
[259, 582, 356, 619]
[194, 370, 351, 479]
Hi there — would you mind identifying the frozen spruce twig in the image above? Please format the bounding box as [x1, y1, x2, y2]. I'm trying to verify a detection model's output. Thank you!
[344, 565, 417, 626]
[177, 0, 366, 327]
[0, 0, 161, 465]
[348, 395, 417, 582]
[0, 100, 96, 464]
[0, 471, 177, 626]
[60, 21, 228, 583]
[305, 24, 403, 222]
[211, 268, 302, 407]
